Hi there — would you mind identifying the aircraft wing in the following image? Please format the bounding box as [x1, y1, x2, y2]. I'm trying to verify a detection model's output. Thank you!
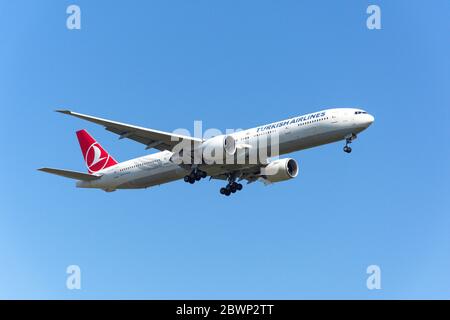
[56, 110, 203, 151]
[38, 168, 101, 181]
[209, 164, 265, 184]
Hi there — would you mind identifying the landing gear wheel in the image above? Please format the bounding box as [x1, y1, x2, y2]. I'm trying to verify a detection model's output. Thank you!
[220, 173, 244, 196]
[343, 133, 356, 154]
[186, 170, 207, 184]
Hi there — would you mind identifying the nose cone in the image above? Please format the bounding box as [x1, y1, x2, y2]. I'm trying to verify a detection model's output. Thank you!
[364, 114, 375, 127]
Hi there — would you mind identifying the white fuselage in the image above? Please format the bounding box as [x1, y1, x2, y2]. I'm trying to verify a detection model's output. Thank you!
[77, 108, 374, 191]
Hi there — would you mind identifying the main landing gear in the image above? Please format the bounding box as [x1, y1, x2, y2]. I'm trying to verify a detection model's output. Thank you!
[343, 133, 357, 154]
[183, 169, 207, 184]
[219, 182, 243, 196]
[219, 174, 243, 196]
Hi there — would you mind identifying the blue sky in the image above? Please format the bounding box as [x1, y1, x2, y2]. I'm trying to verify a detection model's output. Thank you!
[0, 0, 449, 299]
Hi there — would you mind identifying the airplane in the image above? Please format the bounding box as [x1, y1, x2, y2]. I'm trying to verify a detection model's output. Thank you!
[39, 108, 374, 196]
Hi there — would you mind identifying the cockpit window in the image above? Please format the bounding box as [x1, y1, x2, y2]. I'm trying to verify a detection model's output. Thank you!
[355, 111, 368, 115]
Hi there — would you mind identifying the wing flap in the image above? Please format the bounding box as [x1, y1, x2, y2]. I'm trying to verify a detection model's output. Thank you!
[38, 168, 101, 181]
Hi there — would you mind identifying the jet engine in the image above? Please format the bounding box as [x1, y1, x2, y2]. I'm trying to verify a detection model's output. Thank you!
[261, 158, 299, 183]
[201, 135, 237, 163]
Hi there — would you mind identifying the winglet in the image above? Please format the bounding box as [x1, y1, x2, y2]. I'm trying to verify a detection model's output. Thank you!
[55, 109, 72, 114]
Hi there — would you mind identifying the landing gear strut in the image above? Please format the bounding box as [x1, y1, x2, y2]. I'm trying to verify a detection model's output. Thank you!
[184, 169, 207, 184]
[343, 133, 357, 154]
[220, 175, 243, 196]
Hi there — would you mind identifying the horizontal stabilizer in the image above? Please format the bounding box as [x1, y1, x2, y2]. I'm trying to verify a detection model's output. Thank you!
[38, 168, 101, 181]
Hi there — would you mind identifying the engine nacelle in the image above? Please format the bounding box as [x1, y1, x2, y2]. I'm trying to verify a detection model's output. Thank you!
[261, 158, 299, 183]
[201, 135, 236, 163]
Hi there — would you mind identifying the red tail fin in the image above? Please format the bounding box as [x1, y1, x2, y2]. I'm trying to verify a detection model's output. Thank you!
[76, 130, 118, 174]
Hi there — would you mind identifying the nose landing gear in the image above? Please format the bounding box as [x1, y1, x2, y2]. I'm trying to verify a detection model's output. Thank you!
[343, 133, 357, 154]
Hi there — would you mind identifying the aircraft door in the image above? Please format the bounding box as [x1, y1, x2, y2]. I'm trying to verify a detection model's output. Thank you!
[331, 110, 339, 123]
